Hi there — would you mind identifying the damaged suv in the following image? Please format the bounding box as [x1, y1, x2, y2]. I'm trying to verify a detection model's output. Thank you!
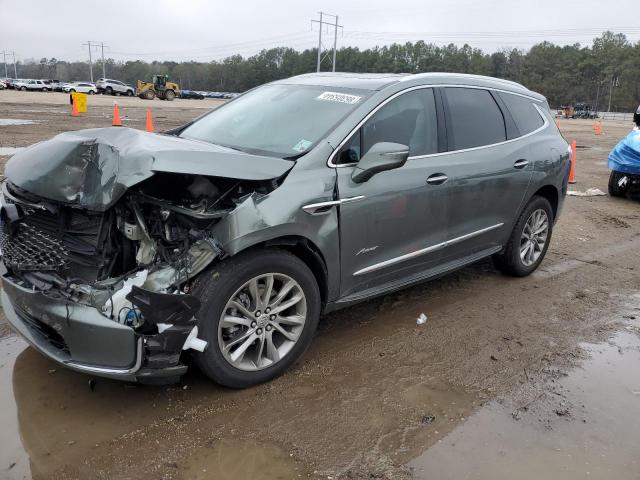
[0, 73, 569, 387]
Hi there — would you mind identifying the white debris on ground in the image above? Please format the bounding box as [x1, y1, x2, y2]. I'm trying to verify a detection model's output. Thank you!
[416, 313, 428, 325]
[567, 188, 607, 197]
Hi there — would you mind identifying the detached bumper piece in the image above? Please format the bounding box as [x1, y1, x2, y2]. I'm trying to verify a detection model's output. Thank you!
[1, 275, 204, 383]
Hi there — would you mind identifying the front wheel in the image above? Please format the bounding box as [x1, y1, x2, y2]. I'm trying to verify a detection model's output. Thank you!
[608, 170, 628, 197]
[126, 90, 133, 96]
[493, 196, 554, 277]
[88, 90, 95, 95]
[164, 89, 176, 101]
[193, 249, 321, 388]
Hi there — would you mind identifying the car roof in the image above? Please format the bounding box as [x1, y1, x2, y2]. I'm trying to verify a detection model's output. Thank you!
[274, 72, 544, 100]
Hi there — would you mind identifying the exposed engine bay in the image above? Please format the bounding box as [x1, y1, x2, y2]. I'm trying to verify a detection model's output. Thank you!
[0, 172, 278, 339]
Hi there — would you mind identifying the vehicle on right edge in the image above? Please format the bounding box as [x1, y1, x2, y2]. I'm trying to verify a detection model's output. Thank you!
[608, 105, 640, 199]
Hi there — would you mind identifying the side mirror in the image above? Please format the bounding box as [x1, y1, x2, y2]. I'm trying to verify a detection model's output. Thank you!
[351, 142, 410, 183]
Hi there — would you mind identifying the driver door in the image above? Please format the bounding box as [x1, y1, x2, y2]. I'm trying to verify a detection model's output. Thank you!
[336, 88, 451, 298]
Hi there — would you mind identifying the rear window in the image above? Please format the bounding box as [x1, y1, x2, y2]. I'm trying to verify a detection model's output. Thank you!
[499, 92, 544, 136]
[444, 88, 506, 150]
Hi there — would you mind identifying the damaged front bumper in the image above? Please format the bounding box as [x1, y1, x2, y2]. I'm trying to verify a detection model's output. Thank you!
[1, 273, 203, 383]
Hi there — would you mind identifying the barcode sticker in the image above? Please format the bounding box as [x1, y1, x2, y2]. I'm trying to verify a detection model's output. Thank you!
[317, 91, 362, 105]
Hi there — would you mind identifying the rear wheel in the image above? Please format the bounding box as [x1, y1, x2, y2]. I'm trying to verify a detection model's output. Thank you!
[88, 90, 94, 95]
[493, 196, 553, 277]
[20, 86, 26, 91]
[105, 87, 113, 95]
[608, 170, 629, 197]
[193, 249, 321, 388]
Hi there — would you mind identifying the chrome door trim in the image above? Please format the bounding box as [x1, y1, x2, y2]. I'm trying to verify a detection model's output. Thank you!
[327, 85, 549, 168]
[302, 195, 366, 215]
[513, 159, 529, 169]
[426, 174, 448, 185]
[353, 223, 504, 276]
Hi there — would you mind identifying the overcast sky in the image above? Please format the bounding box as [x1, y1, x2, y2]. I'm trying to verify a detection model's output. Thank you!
[1, 0, 639, 64]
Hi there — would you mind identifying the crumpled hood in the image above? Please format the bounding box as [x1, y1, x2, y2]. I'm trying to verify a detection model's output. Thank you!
[5, 127, 293, 211]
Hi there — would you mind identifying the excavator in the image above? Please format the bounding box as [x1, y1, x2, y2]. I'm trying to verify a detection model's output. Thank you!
[136, 75, 180, 101]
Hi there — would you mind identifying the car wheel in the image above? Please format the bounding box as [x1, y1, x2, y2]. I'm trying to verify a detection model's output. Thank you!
[126, 90, 133, 96]
[192, 249, 321, 388]
[493, 196, 553, 277]
[20, 86, 26, 91]
[105, 87, 113, 95]
[88, 90, 94, 95]
[42, 87, 48, 92]
[608, 170, 628, 197]
[69, 89, 76, 93]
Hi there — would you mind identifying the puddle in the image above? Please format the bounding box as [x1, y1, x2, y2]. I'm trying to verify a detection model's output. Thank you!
[0, 119, 37, 126]
[0, 336, 31, 480]
[179, 439, 301, 480]
[409, 327, 640, 479]
[0, 147, 25, 156]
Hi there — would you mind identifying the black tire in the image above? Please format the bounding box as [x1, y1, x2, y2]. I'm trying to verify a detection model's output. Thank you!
[608, 170, 628, 197]
[88, 90, 95, 95]
[164, 89, 175, 101]
[69, 89, 76, 93]
[105, 87, 113, 95]
[20, 86, 26, 91]
[493, 196, 554, 277]
[192, 248, 321, 388]
[143, 90, 155, 100]
[126, 90, 133, 96]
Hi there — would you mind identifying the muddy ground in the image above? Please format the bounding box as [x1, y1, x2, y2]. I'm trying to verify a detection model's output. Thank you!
[0, 90, 639, 480]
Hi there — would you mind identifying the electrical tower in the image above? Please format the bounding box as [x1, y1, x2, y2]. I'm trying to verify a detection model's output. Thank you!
[82, 41, 108, 82]
[311, 12, 343, 73]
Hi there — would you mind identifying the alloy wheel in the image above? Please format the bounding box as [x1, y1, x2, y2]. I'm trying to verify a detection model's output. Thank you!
[218, 273, 307, 371]
[519, 209, 549, 266]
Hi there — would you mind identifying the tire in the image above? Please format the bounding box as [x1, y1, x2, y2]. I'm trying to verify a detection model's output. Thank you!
[105, 87, 113, 95]
[493, 196, 554, 277]
[143, 90, 155, 100]
[608, 170, 628, 197]
[69, 89, 76, 93]
[42, 88, 48, 92]
[88, 90, 95, 95]
[164, 89, 175, 101]
[192, 248, 321, 388]
[126, 90, 133, 97]
[20, 86, 26, 91]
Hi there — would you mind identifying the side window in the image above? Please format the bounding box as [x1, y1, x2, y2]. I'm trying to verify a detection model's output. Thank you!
[499, 92, 544, 136]
[362, 89, 437, 157]
[444, 88, 506, 150]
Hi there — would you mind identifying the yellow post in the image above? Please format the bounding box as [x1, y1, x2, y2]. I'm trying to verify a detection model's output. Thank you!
[71, 92, 88, 113]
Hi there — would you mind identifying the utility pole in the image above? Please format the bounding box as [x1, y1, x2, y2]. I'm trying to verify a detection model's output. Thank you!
[1, 51, 7, 78]
[82, 41, 94, 82]
[100, 42, 107, 79]
[11, 51, 17, 78]
[608, 74, 618, 113]
[311, 12, 343, 73]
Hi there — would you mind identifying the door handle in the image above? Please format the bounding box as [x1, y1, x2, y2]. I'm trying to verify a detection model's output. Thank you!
[513, 159, 529, 169]
[426, 173, 448, 185]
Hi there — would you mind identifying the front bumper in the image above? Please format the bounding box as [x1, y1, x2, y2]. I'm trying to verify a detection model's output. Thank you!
[1, 275, 188, 382]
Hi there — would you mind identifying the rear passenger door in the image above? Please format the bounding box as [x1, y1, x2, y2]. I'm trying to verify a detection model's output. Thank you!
[438, 87, 535, 262]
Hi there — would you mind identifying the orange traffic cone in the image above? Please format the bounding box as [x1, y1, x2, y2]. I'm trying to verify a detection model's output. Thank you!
[145, 108, 154, 133]
[568, 140, 577, 184]
[112, 102, 122, 127]
[596, 122, 603, 135]
[71, 96, 79, 117]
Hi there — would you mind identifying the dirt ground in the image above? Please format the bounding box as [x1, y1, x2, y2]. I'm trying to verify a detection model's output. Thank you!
[0, 89, 639, 480]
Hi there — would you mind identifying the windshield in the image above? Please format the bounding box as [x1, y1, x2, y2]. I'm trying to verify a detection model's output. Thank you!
[180, 84, 370, 158]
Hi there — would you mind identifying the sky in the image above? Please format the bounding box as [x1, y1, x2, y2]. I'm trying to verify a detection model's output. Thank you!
[1, 0, 639, 64]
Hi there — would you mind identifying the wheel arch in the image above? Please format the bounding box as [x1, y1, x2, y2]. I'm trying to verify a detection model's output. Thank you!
[231, 235, 329, 307]
[530, 184, 559, 220]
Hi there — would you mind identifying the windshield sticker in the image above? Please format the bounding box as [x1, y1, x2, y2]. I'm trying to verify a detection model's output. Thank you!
[317, 91, 362, 105]
[292, 139, 313, 152]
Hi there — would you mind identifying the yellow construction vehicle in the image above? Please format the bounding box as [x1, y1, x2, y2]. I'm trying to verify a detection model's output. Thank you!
[136, 75, 180, 101]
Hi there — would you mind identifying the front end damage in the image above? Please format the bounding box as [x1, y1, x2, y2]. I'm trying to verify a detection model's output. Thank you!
[0, 128, 290, 382]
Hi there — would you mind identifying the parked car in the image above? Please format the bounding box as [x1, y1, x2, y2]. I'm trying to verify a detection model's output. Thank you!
[25, 80, 51, 91]
[64, 82, 97, 94]
[12, 79, 31, 91]
[0, 80, 6, 90]
[0, 73, 570, 388]
[43, 79, 61, 91]
[180, 89, 205, 100]
[1, 78, 14, 89]
[96, 78, 135, 96]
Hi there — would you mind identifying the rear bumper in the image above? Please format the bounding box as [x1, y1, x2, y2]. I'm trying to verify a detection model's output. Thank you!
[1, 275, 187, 382]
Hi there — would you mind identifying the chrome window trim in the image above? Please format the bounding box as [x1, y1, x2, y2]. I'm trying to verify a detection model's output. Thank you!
[353, 223, 504, 276]
[328, 84, 548, 168]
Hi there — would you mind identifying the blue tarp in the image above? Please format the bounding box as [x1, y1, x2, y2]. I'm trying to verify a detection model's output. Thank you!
[609, 128, 640, 175]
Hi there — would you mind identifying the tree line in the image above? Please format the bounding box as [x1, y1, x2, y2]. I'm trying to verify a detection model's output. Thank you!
[10, 31, 640, 111]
